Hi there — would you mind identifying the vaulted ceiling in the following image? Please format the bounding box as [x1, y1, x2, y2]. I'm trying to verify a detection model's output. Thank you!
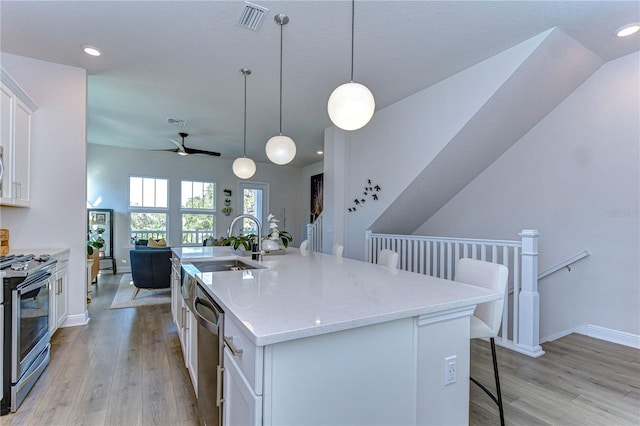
[1, 1, 638, 167]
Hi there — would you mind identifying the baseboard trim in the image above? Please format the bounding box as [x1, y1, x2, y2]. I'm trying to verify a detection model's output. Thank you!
[543, 324, 640, 349]
[110, 266, 131, 274]
[61, 310, 90, 328]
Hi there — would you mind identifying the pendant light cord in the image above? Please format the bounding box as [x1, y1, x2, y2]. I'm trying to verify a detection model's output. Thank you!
[279, 20, 284, 135]
[243, 70, 247, 157]
[350, 0, 355, 82]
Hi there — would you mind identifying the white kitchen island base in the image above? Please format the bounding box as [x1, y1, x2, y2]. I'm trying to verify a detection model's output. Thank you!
[174, 247, 499, 426]
[224, 307, 474, 426]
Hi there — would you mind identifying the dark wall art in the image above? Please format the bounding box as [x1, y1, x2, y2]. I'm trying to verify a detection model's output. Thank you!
[310, 173, 324, 223]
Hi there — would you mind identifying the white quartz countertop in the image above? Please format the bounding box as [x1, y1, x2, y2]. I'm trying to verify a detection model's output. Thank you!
[9, 248, 69, 257]
[174, 247, 500, 347]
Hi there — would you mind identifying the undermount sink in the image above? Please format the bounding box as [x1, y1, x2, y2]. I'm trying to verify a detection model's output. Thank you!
[191, 259, 263, 273]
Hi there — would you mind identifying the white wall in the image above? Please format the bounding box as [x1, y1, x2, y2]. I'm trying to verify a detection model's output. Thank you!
[416, 52, 640, 340]
[324, 30, 551, 260]
[87, 144, 304, 271]
[0, 53, 88, 326]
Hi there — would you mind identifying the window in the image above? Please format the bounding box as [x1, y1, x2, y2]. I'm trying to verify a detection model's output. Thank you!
[129, 176, 168, 208]
[181, 180, 216, 245]
[129, 176, 168, 242]
[238, 182, 269, 235]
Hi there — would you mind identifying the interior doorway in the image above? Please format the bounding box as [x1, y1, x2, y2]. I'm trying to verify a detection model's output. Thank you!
[238, 182, 269, 235]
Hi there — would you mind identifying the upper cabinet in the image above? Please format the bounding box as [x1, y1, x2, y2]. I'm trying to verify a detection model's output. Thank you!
[0, 68, 37, 207]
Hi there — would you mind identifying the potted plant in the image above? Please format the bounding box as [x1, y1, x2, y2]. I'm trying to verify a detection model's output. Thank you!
[223, 233, 256, 255]
[87, 240, 104, 256]
[263, 214, 293, 251]
[87, 239, 104, 285]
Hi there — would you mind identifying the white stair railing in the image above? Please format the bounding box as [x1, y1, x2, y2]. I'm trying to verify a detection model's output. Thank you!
[306, 213, 323, 252]
[365, 229, 544, 358]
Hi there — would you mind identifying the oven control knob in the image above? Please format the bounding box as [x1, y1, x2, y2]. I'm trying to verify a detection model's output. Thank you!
[10, 261, 28, 271]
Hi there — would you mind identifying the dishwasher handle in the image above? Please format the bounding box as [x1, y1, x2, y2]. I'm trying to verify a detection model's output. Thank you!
[193, 296, 222, 336]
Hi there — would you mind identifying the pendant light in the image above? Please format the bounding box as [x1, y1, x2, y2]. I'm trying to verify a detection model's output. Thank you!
[233, 68, 257, 179]
[265, 14, 296, 165]
[327, 0, 375, 131]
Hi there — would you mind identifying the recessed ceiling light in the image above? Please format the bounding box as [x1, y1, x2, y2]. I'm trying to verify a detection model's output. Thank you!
[616, 23, 640, 37]
[317, 151, 324, 155]
[82, 45, 102, 56]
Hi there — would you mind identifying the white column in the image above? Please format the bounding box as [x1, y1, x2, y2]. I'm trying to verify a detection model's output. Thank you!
[364, 230, 372, 263]
[517, 229, 545, 357]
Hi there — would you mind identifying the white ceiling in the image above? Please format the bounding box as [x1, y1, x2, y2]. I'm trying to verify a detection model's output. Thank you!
[1, 1, 638, 167]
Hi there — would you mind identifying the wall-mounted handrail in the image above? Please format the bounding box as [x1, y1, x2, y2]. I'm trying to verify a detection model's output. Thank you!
[538, 250, 590, 280]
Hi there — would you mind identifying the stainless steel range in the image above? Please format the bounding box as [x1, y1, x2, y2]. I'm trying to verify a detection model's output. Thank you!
[1, 253, 57, 415]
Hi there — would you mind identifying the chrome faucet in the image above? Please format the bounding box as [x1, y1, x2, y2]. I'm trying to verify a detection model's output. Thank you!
[227, 214, 263, 260]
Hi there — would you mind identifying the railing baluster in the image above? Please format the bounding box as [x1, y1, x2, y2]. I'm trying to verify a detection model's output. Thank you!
[513, 246, 520, 346]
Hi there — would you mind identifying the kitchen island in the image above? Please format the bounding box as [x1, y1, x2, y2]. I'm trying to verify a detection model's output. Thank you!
[172, 246, 501, 425]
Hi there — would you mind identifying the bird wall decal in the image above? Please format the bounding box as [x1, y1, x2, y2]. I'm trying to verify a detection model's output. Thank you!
[347, 179, 383, 212]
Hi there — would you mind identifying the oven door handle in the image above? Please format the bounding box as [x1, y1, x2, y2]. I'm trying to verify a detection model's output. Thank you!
[193, 296, 221, 336]
[18, 273, 52, 294]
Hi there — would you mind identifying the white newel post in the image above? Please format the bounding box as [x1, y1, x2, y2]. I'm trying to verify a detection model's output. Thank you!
[517, 229, 545, 357]
[365, 230, 372, 263]
[306, 223, 313, 246]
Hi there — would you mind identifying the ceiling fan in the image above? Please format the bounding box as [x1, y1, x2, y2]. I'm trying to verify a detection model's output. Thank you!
[162, 132, 221, 157]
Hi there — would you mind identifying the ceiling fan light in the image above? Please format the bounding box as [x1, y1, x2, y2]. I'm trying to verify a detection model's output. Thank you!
[233, 156, 256, 179]
[265, 134, 296, 165]
[327, 82, 375, 131]
[178, 151, 188, 156]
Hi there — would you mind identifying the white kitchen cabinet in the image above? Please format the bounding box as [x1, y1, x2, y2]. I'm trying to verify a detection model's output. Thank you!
[0, 69, 36, 207]
[49, 250, 70, 335]
[186, 307, 198, 392]
[221, 312, 472, 425]
[172, 255, 198, 391]
[171, 255, 181, 330]
[223, 347, 262, 426]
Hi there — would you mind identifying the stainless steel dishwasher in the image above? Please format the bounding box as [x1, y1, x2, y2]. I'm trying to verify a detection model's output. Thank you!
[193, 281, 224, 426]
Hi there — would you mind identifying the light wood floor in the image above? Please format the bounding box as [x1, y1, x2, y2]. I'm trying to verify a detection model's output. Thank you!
[4, 272, 199, 426]
[4, 273, 639, 425]
[469, 333, 640, 425]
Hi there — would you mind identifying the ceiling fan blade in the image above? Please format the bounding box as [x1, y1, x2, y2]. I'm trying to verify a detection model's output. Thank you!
[168, 138, 186, 153]
[184, 147, 221, 156]
[151, 148, 179, 153]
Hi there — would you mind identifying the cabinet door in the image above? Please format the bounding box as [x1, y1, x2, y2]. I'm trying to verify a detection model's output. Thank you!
[171, 263, 180, 326]
[223, 347, 262, 426]
[12, 98, 31, 204]
[48, 276, 57, 335]
[187, 309, 198, 392]
[55, 267, 68, 329]
[0, 84, 14, 200]
[179, 299, 188, 364]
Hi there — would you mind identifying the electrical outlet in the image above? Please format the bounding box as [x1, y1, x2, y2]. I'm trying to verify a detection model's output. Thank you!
[444, 355, 457, 385]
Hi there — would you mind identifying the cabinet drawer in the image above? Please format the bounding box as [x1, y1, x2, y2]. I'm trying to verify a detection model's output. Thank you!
[224, 315, 263, 395]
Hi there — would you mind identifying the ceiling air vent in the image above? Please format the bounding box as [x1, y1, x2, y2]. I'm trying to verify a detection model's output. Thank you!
[167, 118, 186, 126]
[237, 2, 269, 31]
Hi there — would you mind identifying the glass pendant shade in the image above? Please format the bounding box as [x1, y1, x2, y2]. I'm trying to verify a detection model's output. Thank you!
[232, 156, 256, 179]
[265, 134, 296, 165]
[328, 82, 375, 131]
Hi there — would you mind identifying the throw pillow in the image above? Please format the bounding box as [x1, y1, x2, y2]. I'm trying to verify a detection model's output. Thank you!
[147, 238, 167, 247]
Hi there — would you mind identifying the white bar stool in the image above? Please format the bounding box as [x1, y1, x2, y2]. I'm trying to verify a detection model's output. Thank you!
[454, 258, 509, 426]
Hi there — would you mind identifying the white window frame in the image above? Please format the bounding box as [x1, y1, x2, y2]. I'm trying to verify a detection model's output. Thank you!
[180, 180, 216, 246]
[128, 175, 170, 244]
[237, 181, 270, 235]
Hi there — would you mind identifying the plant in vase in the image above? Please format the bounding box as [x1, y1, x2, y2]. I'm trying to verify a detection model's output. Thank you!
[263, 214, 293, 251]
[223, 233, 256, 252]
